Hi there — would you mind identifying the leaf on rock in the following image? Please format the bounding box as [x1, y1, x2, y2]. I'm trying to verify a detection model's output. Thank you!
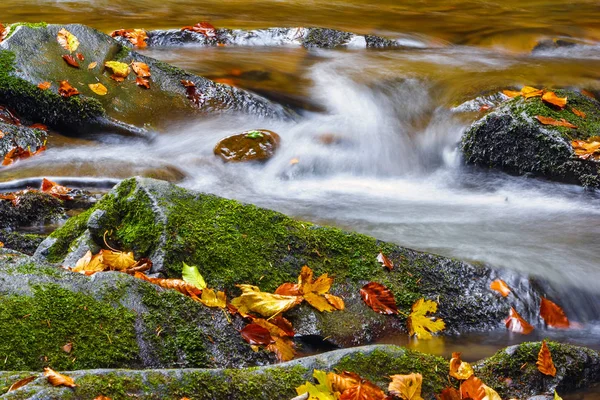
[41, 178, 73, 200]
[459, 376, 485, 400]
[304, 292, 337, 312]
[296, 370, 337, 400]
[328, 371, 361, 394]
[571, 138, 600, 161]
[388, 373, 424, 400]
[438, 387, 461, 400]
[490, 279, 511, 297]
[62, 54, 80, 68]
[8, 376, 36, 392]
[324, 294, 345, 310]
[377, 251, 394, 271]
[540, 297, 570, 328]
[2, 145, 46, 166]
[0, 23, 7, 43]
[100, 249, 136, 271]
[275, 282, 301, 296]
[536, 115, 577, 129]
[340, 379, 387, 400]
[76, 53, 84, 61]
[504, 307, 534, 334]
[251, 317, 297, 361]
[360, 282, 398, 315]
[449, 352, 474, 380]
[231, 284, 302, 317]
[44, 367, 76, 388]
[181, 80, 204, 107]
[88, 83, 108, 96]
[111, 29, 148, 48]
[88, 61, 98, 70]
[267, 337, 296, 362]
[408, 298, 445, 339]
[240, 323, 273, 345]
[199, 288, 227, 308]
[104, 61, 131, 81]
[537, 340, 557, 377]
[542, 91, 567, 109]
[521, 86, 544, 98]
[58, 80, 80, 97]
[182, 262, 207, 289]
[57, 28, 80, 52]
[554, 391, 563, 400]
[181, 22, 217, 37]
[483, 385, 502, 400]
[571, 107, 586, 118]
[136, 77, 150, 89]
[38, 81, 51, 90]
[72, 250, 106, 273]
[131, 62, 151, 78]
[502, 90, 521, 98]
[134, 272, 202, 300]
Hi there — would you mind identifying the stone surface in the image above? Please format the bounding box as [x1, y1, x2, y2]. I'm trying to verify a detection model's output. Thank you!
[0, 190, 65, 230]
[214, 129, 281, 162]
[0, 121, 46, 160]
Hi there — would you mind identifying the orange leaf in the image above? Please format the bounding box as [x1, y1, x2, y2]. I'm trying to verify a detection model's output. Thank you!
[571, 107, 586, 119]
[181, 22, 217, 38]
[340, 379, 387, 400]
[240, 323, 274, 345]
[324, 293, 345, 310]
[581, 90, 596, 99]
[2, 146, 45, 166]
[490, 279, 511, 297]
[269, 316, 295, 337]
[0, 23, 7, 43]
[377, 251, 394, 271]
[136, 77, 150, 89]
[58, 80, 80, 98]
[134, 272, 202, 300]
[388, 373, 424, 400]
[76, 53, 85, 61]
[131, 62, 151, 78]
[360, 282, 398, 314]
[537, 340, 557, 377]
[540, 298, 569, 328]
[41, 178, 73, 200]
[8, 375, 36, 392]
[0, 241, 3, 248]
[62, 54, 80, 68]
[94, 396, 112, 400]
[275, 282, 301, 296]
[535, 115, 577, 129]
[571, 138, 600, 161]
[38, 81, 51, 90]
[459, 376, 485, 400]
[304, 291, 337, 312]
[521, 86, 543, 98]
[449, 352, 474, 380]
[542, 91, 567, 109]
[62, 342, 73, 353]
[504, 307, 534, 334]
[111, 29, 148, 48]
[438, 387, 461, 400]
[43, 367, 76, 388]
[0, 130, 4, 139]
[329, 371, 361, 393]
[502, 90, 521, 98]
[266, 336, 295, 361]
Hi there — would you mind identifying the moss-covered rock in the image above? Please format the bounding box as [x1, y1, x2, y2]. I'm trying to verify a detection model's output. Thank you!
[0, 230, 45, 255]
[0, 190, 64, 230]
[0, 121, 47, 160]
[475, 341, 600, 398]
[462, 90, 600, 187]
[37, 177, 544, 346]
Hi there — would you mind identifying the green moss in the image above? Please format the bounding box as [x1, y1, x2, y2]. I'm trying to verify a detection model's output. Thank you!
[114, 44, 131, 60]
[11, 262, 62, 278]
[0, 283, 140, 370]
[45, 208, 92, 263]
[5, 22, 48, 39]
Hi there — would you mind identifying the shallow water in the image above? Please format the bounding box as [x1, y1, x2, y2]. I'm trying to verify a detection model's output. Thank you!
[2, 0, 600, 388]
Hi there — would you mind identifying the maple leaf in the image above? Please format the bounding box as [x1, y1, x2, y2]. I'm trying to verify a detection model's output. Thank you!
[8, 376, 36, 392]
[100, 249, 136, 271]
[571, 138, 600, 161]
[57, 28, 79, 52]
[231, 284, 303, 317]
[134, 272, 202, 300]
[459, 376, 485, 400]
[408, 298, 445, 339]
[540, 297, 570, 328]
[267, 336, 296, 361]
[536, 115, 577, 129]
[62, 54, 80, 68]
[537, 340, 557, 377]
[377, 251, 394, 271]
[275, 282, 301, 296]
[542, 91, 567, 109]
[240, 323, 274, 345]
[388, 373, 424, 400]
[360, 282, 398, 315]
[131, 62, 151, 78]
[111, 29, 148, 48]
[181, 262, 206, 289]
[72, 250, 106, 273]
[88, 83, 108, 96]
[438, 387, 461, 400]
[104, 61, 131, 81]
[41, 178, 73, 200]
[449, 352, 474, 380]
[58, 80, 80, 97]
[44, 367, 76, 388]
[181, 22, 217, 37]
[199, 288, 227, 308]
[504, 307, 534, 334]
[38, 82, 51, 90]
[490, 279, 510, 297]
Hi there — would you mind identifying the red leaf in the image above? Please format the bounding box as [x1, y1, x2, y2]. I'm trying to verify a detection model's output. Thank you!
[76, 53, 85, 61]
[62, 54, 80, 68]
[181, 22, 217, 38]
[181, 80, 204, 107]
[377, 251, 394, 271]
[540, 297, 570, 328]
[58, 80, 80, 97]
[275, 282, 301, 296]
[360, 282, 398, 315]
[240, 323, 274, 345]
[504, 307, 534, 334]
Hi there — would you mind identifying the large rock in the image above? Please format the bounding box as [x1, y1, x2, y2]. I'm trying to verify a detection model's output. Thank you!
[214, 129, 281, 162]
[0, 190, 64, 230]
[0, 23, 292, 139]
[0, 121, 46, 160]
[36, 177, 544, 347]
[462, 89, 600, 187]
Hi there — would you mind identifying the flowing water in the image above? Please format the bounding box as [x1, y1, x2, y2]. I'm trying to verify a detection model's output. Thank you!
[2, 0, 600, 390]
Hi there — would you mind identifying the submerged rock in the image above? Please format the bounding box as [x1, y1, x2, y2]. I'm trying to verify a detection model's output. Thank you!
[214, 129, 281, 162]
[37, 177, 543, 346]
[0, 23, 292, 140]
[462, 89, 600, 187]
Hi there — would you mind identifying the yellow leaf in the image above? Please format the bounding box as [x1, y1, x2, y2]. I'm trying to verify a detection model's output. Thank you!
[502, 90, 521, 98]
[542, 91, 567, 109]
[267, 337, 296, 361]
[521, 86, 543, 98]
[304, 292, 337, 312]
[57, 28, 79, 52]
[43, 367, 77, 388]
[199, 288, 227, 308]
[88, 83, 108, 96]
[88, 61, 98, 70]
[388, 373, 424, 400]
[483, 385, 502, 400]
[449, 352, 474, 380]
[72, 251, 106, 272]
[324, 294, 345, 310]
[104, 61, 131, 80]
[407, 298, 445, 340]
[303, 273, 333, 295]
[554, 391, 563, 400]
[296, 369, 337, 400]
[99, 249, 136, 271]
[571, 138, 600, 161]
[231, 284, 303, 317]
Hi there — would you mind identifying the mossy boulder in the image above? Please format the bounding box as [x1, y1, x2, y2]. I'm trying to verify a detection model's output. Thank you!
[0, 231, 45, 255]
[475, 341, 600, 398]
[0, 23, 292, 139]
[0, 121, 47, 160]
[0, 190, 64, 230]
[462, 90, 600, 187]
[37, 177, 544, 346]
[214, 129, 281, 162]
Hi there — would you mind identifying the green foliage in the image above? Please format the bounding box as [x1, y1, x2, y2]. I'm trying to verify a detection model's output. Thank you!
[182, 262, 207, 289]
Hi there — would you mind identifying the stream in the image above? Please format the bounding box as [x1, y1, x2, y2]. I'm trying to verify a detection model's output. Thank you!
[1, 0, 600, 394]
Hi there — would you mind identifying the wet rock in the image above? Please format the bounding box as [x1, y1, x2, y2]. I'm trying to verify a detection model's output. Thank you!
[532, 38, 578, 53]
[0, 230, 45, 255]
[0, 23, 292, 140]
[0, 121, 47, 160]
[0, 190, 65, 230]
[475, 341, 600, 399]
[462, 89, 600, 187]
[37, 177, 545, 347]
[0, 248, 274, 371]
[214, 129, 281, 162]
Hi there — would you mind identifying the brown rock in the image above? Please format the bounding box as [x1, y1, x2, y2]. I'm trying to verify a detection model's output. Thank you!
[214, 129, 280, 162]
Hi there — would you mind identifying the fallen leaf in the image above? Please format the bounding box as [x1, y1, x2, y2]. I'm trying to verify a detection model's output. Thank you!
[571, 138, 600, 161]
[136, 77, 150, 89]
[377, 251, 394, 271]
[554, 391, 563, 400]
[275, 282, 301, 296]
[0, 241, 3, 248]
[0, 23, 7, 43]
[483, 385, 502, 400]
[62, 54, 80, 68]
[30, 123, 48, 131]
[8, 376, 36, 392]
[199, 288, 227, 308]
[240, 323, 274, 345]
[38, 81, 51, 90]
[504, 307, 534, 334]
[134, 272, 202, 300]
[72, 251, 106, 273]
[181, 80, 203, 107]
[181, 22, 217, 37]
[490, 279, 511, 297]
[571, 107, 586, 118]
[231, 284, 303, 317]
[536, 115, 577, 129]
[408, 298, 445, 339]
[100, 249, 136, 270]
[2, 145, 46, 166]
[340, 379, 387, 400]
[324, 293, 345, 310]
[521, 86, 543, 98]
[62, 342, 73, 353]
[438, 387, 461, 400]
[104, 61, 131, 81]
[57, 28, 79, 52]
[267, 336, 296, 362]
[360, 282, 398, 315]
[182, 262, 207, 290]
[459, 376, 485, 400]
[88, 62, 98, 70]
[41, 178, 73, 200]
[93, 396, 112, 400]
[76, 53, 84, 61]
[131, 62, 151, 78]
[296, 370, 336, 400]
[542, 91, 567, 109]
[537, 340, 557, 377]
[328, 371, 361, 394]
[449, 352, 474, 380]
[388, 373, 424, 400]
[58, 80, 80, 98]
[540, 297, 570, 328]
[502, 90, 521, 98]
[43, 367, 76, 388]
[304, 292, 337, 312]
[0, 130, 4, 139]
[111, 29, 148, 48]
[581, 90, 596, 99]
[88, 83, 108, 96]
[275, 265, 344, 313]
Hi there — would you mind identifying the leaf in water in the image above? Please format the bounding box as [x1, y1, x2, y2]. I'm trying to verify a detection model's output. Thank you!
[388, 373, 424, 400]
[537, 340, 557, 377]
[459, 376, 485, 400]
[542, 91, 567, 109]
[104, 61, 131, 81]
[41, 178, 73, 200]
[131, 62, 151, 78]
[8, 376, 36, 392]
[376, 251, 394, 271]
[199, 288, 227, 308]
[536, 115, 577, 129]
[504, 307, 534, 334]
[62, 54, 80, 68]
[340, 379, 386, 400]
[100, 249, 136, 271]
[490, 279, 511, 297]
[44, 367, 77, 388]
[571, 107, 586, 118]
[88, 61, 98, 70]
[136, 77, 150, 89]
[58, 80, 80, 97]
[134, 272, 202, 300]
[181, 22, 217, 38]
[182, 262, 207, 289]
[57, 28, 79, 52]
[88, 83, 108, 96]
[571, 138, 600, 161]
[438, 387, 461, 400]
[408, 298, 445, 340]
[449, 352, 474, 380]
[540, 297, 570, 328]
[240, 323, 273, 345]
[38, 81, 51, 90]
[245, 130, 264, 139]
[181, 80, 204, 107]
[360, 282, 399, 315]
[231, 284, 303, 317]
